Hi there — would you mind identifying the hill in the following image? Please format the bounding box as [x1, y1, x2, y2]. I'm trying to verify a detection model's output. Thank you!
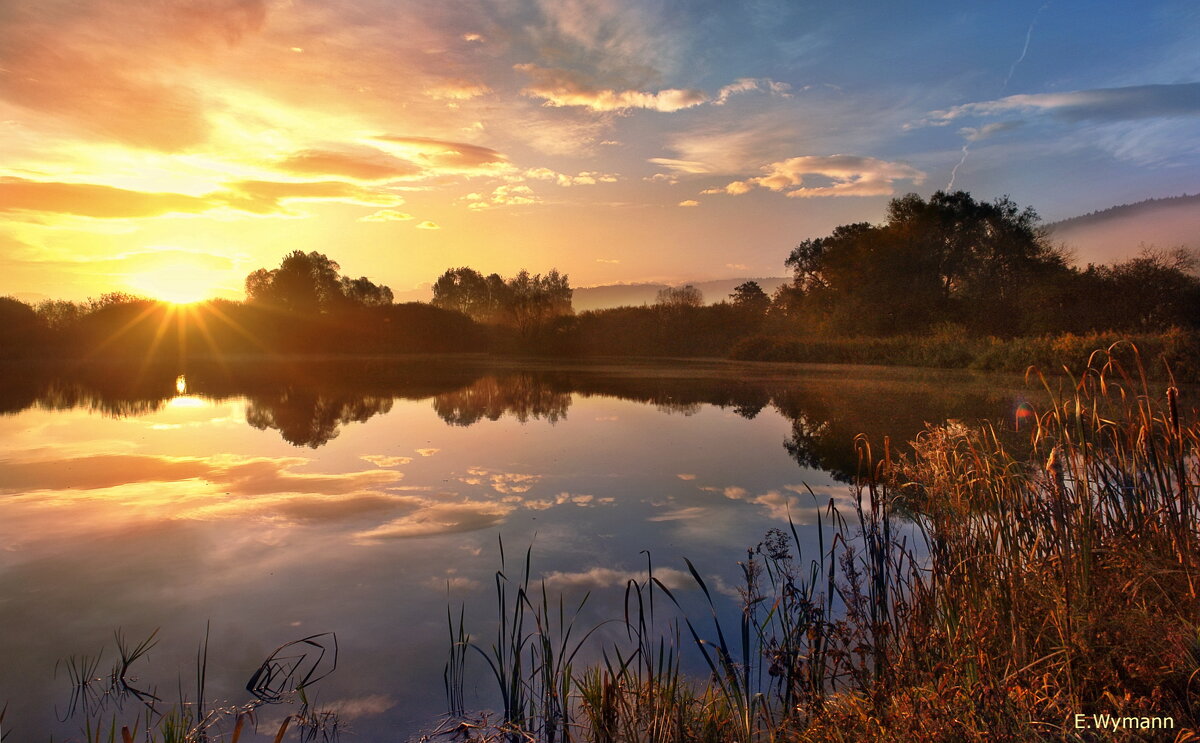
[1047, 194, 1199, 265]
[572, 277, 790, 311]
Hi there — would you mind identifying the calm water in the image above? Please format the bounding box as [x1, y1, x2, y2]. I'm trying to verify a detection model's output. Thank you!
[0, 357, 1034, 740]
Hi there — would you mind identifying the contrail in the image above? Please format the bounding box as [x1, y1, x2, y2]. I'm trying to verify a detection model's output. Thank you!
[1004, 2, 1050, 90]
[948, 1, 1049, 189]
[947, 143, 969, 191]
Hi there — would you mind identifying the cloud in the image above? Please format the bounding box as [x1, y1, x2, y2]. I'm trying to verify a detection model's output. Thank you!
[416, 448, 440, 456]
[0, 175, 417, 221]
[678, 199, 700, 207]
[0, 1, 269, 151]
[425, 80, 492, 101]
[373, 136, 508, 170]
[524, 167, 619, 186]
[416, 220, 441, 230]
[197, 491, 419, 523]
[701, 483, 805, 522]
[0, 177, 216, 219]
[218, 179, 405, 214]
[360, 455, 413, 467]
[462, 467, 541, 494]
[648, 158, 711, 175]
[540, 566, 694, 591]
[922, 83, 1200, 126]
[595, 258, 620, 264]
[959, 121, 1023, 142]
[647, 506, 708, 521]
[324, 695, 395, 719]
[703, 155, 925, 199]
[515, 64, 708, 112]
[702, 181, 754, 195]
[520, 491, 601, 510]
[273, 149, 422, 181]
[464, 184, 541, 209]
[714, 78, 792, 105]
[354, 501, 513, 539]
[0, 452, 405, 503]
[425, 575, 482, 591]
[359, 209, 415, 222]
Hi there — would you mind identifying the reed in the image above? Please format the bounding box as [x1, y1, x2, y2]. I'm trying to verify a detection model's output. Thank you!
[446, 346, 1199, 741]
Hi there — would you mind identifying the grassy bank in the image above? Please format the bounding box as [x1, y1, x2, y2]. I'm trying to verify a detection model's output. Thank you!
[729, 328, 1200, 382]
[447, 350, 1199, 742]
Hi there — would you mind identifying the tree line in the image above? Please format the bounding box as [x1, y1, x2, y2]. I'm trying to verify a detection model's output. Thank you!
[1, 191, 1197, 365]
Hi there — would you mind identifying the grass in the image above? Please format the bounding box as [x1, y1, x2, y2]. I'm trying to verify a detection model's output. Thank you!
[730, 327, 1200, 382]
[443, 347, 1200, 741]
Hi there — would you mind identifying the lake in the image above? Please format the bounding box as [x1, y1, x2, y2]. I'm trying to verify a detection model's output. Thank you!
[0, 356, 1035, 740]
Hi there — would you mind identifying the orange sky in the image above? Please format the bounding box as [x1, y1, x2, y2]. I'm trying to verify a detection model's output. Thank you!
[2, 1, 1197, 303]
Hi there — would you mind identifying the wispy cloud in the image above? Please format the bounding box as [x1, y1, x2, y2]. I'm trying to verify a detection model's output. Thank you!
[714, 78, 792, 105]
[359, 209, 415, 222]
[540, 566, 694, 591]
[921, 84, 1200, 126]
[515, 64, 708, 112]
[515, 65, 791, 114]
[702, 155, 925, 199]
[273, 149, 422, 181]
[959, 121, 1024, 142]
[355, 500, 514, 540]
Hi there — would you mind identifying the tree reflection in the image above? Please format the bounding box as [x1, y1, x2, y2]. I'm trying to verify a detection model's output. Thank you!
[245, 390, 394, 447]
[433, 374, 571, 426]
[1, 359, 1024, 471]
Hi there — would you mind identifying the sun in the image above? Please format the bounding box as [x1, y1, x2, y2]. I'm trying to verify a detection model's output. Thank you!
[125, 260, 231, 304]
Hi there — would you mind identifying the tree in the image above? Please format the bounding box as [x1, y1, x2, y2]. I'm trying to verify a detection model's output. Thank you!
[656, 285, 703, 308]
[504, 268, 573, 336]
[432, 267, 508, 321]
[340, 276, 393, 306]
[782, 191, 1066, 335]
[245, 251, 391, 314]
[0, 296, 43, 357]
[730, 281, 770, 315]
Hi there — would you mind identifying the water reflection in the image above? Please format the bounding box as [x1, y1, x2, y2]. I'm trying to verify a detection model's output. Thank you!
[1, 359, 1026, 482]
[0, 358, 1034, 739]
[433, 374, 570, 426]
[246, 390, 395, 447]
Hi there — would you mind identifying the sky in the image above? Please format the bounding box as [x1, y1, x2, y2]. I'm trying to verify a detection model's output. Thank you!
[2, 0, 1198, 303]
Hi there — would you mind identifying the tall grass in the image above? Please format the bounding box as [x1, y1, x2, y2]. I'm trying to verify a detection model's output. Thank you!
[446, 347, 1199, 741]
[729, 327, 1200, 382]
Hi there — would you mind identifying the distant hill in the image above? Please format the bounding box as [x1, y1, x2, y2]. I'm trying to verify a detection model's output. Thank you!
[572, 277, 790, 311]
[1046, 194, 1199, 265]
[388, 277, 792, 312]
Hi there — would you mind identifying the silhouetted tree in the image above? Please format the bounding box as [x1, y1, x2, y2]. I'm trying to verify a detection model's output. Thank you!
[431, 267, 509, 322]
[656, 284, 703, 308]
[782, 191, 1067, 335]
[340, 276, 394, 306]
[505, 269, 573, 336]
[245, 251, 389, 314]
[730, 281, 770, 314]
[0, 296, 44, 358]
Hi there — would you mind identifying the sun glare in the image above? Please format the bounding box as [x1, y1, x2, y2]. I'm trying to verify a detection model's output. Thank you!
[126, 263, 228, 305]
